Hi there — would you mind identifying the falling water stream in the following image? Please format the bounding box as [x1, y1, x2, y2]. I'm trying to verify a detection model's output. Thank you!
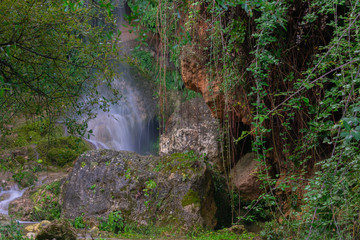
[86, 72, 158, 154]
[0, 185, 26, 215]
[86, 3, 158, 154]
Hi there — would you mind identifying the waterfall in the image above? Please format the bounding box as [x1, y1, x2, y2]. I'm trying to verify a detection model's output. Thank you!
[0, 185, 26, 215]
[86, 4, 158, 154]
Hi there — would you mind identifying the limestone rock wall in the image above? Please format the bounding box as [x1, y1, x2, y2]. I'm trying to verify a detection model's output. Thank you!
[159, 98, 221, 168]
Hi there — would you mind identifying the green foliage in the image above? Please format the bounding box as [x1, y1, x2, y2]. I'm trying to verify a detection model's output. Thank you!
[0, 119, 88, 176]
[36, 136, 90, 166]
[143, 179, 157, 207]
[12, 170, 38, 188]
[30, 180, 62, 221]
[128, 0, 201, 133]
[127, 0, 158, 33]
[133, 0, 360, 238]
[0, 119, 63, 150]
[234, 195, 270, 224]
[31, 201, 61, 221]
[90, 183, 97, 194]
[46, 148, 78, 167]
[99, 210, 125, 233]
[0, 221, 27, 240]
[188, 228, 258, 240]
[0, 0, 119, 136]
[131, 48, 199, 98]
[46, 180, 62, 196]
[131, 50, 156, 75]
[143, 179, 157, 197]
[72, 214, 87, 229]
[257, 1, 360, 239]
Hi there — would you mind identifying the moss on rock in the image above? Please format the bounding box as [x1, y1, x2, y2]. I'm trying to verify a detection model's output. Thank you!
[36, 136, 90, 166]
[36, 219, 77, 240]
[47, 148, 78, 167]
[182, 189, 200, 207]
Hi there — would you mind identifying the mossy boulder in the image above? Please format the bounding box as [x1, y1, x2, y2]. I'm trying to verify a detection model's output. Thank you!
[159, 98, 222, 169]
[36, 136, 90, 166]
[36, 219, 76, 240]
[47, 148, 78, 167]
[62, 149, 217, 231]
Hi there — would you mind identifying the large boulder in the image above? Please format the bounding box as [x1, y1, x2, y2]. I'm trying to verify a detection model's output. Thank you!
[62, 149, 217, 230]
[230, 153, 262, 201]
[36, 219, 76, 240]
[159, 98, 221, 168]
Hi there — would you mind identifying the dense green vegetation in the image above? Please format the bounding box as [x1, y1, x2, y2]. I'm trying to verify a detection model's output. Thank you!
[0, 119, 90, 171]
[0, 0, 119, 136]
[127, 0, 360, 239]
[0, 221, 25, 240]
[1, 0, 360, 239]
[29, 181, 63, 221]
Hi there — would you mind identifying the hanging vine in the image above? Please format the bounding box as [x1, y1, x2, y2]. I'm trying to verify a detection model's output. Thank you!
[128, 0, 360, 238]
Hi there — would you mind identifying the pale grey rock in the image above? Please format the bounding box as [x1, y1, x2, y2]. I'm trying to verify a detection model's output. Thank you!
[159, 98, 221, 168]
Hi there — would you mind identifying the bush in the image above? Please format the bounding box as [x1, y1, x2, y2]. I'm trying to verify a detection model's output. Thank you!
[36, 136, 90, 166]
[99, 211, 124, 233]
[12, 170, 37, 188]
[47, 148, 77, 166]
[72, 215, 86, 229]
[31, 202, 62, 221]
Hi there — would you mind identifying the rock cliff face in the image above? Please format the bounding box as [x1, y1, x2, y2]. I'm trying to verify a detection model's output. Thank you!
[180, 46, 225, 119]
[159, 98, 221, 168]
[62, 150, 217, 230]
[179, 42, 251, 125]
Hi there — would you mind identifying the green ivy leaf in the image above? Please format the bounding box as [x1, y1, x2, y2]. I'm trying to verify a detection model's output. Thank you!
[343, 120, 351, 131]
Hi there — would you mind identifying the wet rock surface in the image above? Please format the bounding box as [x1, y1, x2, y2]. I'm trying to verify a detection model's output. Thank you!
[160, 98, 221, 168]
[62, 149, 217, 230]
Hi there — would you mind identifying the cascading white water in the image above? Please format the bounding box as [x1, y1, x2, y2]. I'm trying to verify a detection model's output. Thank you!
[86, 4, 158, 154]
[0, 185, 26, 215]
[87, 78, 147, 153]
